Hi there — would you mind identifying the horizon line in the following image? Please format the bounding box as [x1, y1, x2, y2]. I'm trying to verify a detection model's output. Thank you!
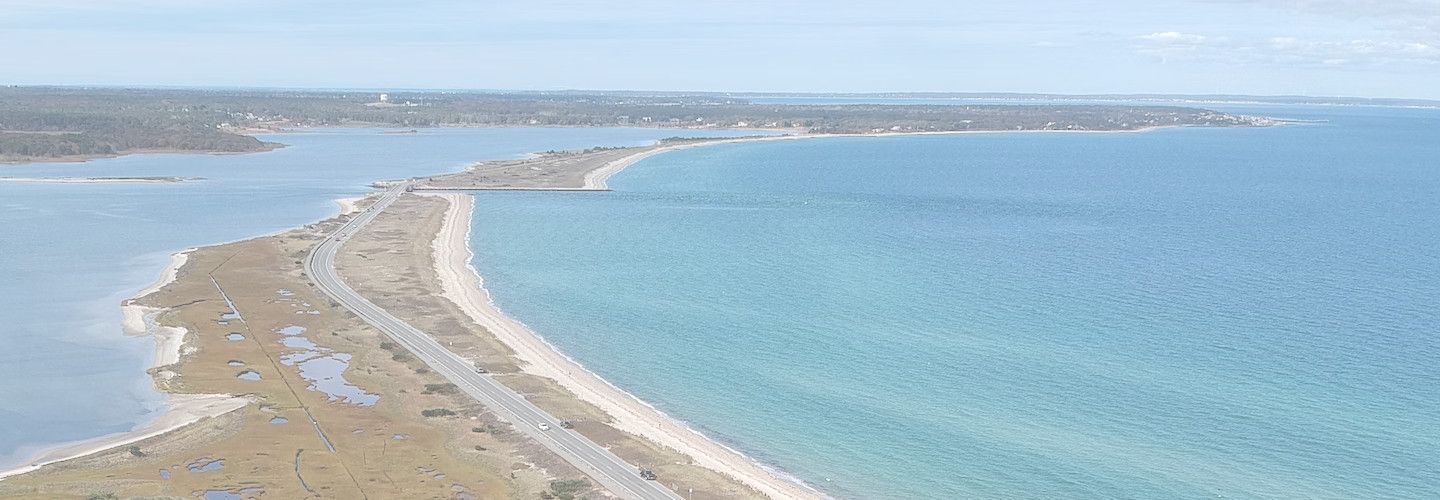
[5, 83, 1439, 106]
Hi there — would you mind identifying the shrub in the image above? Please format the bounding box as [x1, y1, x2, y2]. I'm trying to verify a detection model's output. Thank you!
[550, 479, 591, 500]
[422, 383, 458, 395]
[420, 408, 455, 418]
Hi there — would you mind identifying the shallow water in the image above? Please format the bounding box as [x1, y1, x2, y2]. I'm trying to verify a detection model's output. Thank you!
[276, 325, 307, 336]
[290, 352, 378, 406]
[0, 127, 757, 468]
[187, 458, 224, 473]
[467, 106, 1440, 498]
[280, 336, 318, 351]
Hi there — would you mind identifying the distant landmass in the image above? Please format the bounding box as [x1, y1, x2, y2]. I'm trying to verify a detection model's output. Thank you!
[0, 176, 202, 184]
[0, 86, 1282, 163]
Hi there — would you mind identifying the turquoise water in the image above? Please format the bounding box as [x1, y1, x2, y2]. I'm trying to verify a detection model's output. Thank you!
[0, 127, 759, 469]
[467, 107, 1440, 499]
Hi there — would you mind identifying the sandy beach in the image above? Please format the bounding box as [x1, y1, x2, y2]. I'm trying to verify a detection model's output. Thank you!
[122, 250, 194, 367]
[0, 126, 1203, 491]
[0, 394, 247, 481]
[581, 127, 1195, 190]
[0, 250, 247, 481]
[335, 196, 364, 215]
[0, 176, 202, 184]
[426, 192, 825, 500]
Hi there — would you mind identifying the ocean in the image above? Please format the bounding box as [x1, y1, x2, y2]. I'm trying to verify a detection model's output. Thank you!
[0, 126, 758, 469]
[465, 106, 1440, 498]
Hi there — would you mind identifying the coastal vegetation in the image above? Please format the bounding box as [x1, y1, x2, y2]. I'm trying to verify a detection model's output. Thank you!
[421, 383, 459, 395]
[0, 87, 279, 161]
[420, 408, 456, 418]
[546, 479, 594, 500]
[0, 86, 1271, 162]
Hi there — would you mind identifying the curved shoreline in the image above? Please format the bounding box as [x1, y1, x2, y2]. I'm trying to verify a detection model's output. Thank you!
[584, 125, 1196, 190]
[0, 123, 1262, 488]
[0, 176, 203, 184]
[427, 192, 826, 499]
[0, 250, 247, 480]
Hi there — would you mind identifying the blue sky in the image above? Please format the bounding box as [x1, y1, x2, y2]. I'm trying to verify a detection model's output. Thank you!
[2, 0, 1437, 98]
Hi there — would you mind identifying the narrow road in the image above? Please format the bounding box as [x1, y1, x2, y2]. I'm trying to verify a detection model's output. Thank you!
[305, 184, 682, 500]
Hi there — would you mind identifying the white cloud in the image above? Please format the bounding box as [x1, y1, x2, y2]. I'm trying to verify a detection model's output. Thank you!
[1133, 30, 1438, 66]
[1268, 37, 1439, 64]
[1139, 31, 1209, 44]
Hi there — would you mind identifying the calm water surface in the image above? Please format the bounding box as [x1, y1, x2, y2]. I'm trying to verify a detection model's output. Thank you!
[0, 127, 756, 468]
[467, 106, 1439, 499]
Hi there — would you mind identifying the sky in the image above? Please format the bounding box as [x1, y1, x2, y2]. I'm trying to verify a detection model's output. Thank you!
[1, 0, 1438, 99]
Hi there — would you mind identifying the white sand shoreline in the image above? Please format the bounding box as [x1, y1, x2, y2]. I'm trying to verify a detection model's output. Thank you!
[584, 125, 1193, 190]
[0, 250, 247, 481]
[1, 192, 381, 480]
[123, 250, 194, 367]
[336, 196, 364, 216]
[0, 176, 201, 184]
[426, 192, 826, 499]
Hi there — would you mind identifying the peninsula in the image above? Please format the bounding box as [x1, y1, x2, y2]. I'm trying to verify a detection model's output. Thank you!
[0, 176, 202, 184]
[0, 140, 838, 499]
[0, 98, 1278, 499]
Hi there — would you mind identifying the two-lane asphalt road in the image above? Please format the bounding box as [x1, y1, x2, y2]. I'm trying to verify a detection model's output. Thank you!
[305, 184, 682, 500]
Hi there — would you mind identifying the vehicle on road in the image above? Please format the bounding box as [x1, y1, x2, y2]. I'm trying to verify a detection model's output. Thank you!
[306, 185, 682, 499]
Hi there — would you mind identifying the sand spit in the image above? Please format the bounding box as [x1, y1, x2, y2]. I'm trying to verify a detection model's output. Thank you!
[123, 251, 193, 367]
[0, 249, 247, 481]
[0, 176, 202, 184]
[426, 192, 825, 500]
[582, 126, 1195, 190]
[0, 394, 247, 480]
[335, 197, 363, 216]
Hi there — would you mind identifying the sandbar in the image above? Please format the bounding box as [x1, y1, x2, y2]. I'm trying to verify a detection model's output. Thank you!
[0, 249, 246, 480]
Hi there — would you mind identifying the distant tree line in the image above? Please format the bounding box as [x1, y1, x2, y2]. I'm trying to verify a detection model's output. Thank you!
[0, 87, 1267, 161]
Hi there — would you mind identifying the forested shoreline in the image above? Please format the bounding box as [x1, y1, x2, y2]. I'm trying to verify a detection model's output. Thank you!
[1, 87, 1272, 162]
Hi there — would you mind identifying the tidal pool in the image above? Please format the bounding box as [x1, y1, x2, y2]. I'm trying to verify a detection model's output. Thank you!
[235, 370, 260, 381]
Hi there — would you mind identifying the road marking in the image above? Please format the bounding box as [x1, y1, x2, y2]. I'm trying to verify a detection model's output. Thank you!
[305, 185, 680, 499]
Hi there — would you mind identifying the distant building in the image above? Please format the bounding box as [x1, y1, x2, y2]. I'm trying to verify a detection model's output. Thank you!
[379, 93, 390, 103]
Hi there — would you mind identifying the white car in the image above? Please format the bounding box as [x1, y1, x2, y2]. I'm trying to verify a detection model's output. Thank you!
[537, 423, 551, 431]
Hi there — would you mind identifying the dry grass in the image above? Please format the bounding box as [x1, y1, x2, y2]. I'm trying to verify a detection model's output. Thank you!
[0, 198, 549, 499]
[338, 194, 765, 499]
[418, 147, 648, 190]
[3, 189, 766, 499]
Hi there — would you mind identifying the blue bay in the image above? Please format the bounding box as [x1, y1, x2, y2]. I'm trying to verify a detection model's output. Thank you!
[0, 127, 753, 468]
[466, 106, 1440, 499]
